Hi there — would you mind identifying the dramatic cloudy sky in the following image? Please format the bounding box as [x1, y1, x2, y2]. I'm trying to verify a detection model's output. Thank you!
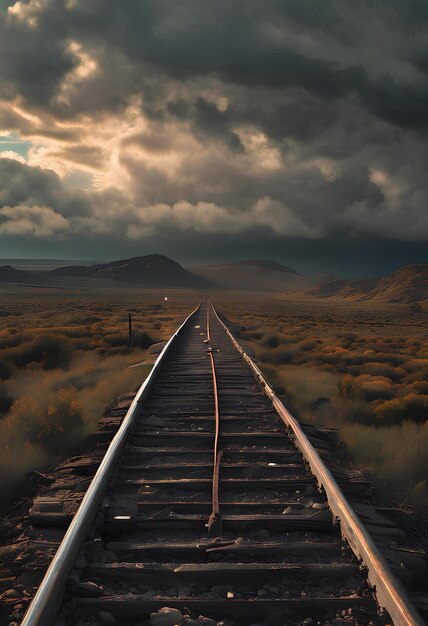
[1, 0, 428, 275]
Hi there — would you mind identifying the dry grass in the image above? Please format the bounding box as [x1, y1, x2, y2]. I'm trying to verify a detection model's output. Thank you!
[214, 293, 428, 508]
[2, 283, 427, 510]
[0, 285, 199, 505]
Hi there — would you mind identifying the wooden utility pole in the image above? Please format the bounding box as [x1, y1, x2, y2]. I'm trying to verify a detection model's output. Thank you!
[128, 312, 132, 348]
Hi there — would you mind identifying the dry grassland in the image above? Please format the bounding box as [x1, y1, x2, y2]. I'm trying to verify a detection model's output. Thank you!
[213, 292, 428, 509]
[0, 284, 198, 504]
[1, 285, 427, 512]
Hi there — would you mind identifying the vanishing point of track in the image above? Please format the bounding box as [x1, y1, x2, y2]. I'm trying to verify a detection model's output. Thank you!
[21, 299, 423, 626]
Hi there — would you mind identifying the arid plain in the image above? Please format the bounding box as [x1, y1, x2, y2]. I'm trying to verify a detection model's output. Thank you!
[0, 280, 427, 517]
[0, 283, 196, 506]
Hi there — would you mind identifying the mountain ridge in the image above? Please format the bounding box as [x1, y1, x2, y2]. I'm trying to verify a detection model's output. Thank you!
[306, 264, 428, 303]
[0, 265, 50, 285]
[190, 259, 334, 292]
[1, 256, 426, 302]
[51, 254, 216, 289]
[227, 259, 300, 275]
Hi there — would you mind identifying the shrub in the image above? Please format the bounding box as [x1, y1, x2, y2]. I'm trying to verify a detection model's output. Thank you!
[405, 381, 428, 395]
[300, 340, 317, 352]
[0, 359, 13, 381]
[9, 334, 73, 370]
[5, 387, 84, 453]
[132, 331, 155, 349]
[260, 332, 282, 349]
[0, 332, 32, 350]
[104, 333, 128, 347]
[257, 346, 297, 365]
[243, 330, 262, 340]
[374, 394, 428, 426]
[69, 315, 102, 324]
[338, 375, 363, 400]
[363, 362, 405, 381]
[353, 375, 395, 401]
[0, 383, 13, 414]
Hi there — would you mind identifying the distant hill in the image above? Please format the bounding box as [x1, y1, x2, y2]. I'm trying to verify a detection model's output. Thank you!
[231, 259, 300, 275]
[306, 264, 428, 304]
[0, 265, 49, 286]
[0, 259, 94, 272]
[51, 254, 216, 289]
[190, 259, 333, 292]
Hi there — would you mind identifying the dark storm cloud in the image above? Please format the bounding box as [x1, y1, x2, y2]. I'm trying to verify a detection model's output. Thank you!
[0, 0, 427, 270]
[0, 1, 423, 127]
[192, 98, 244, 153]
[0, 5, 74, 105]
[363, 76, 428, 130]
[0, 158, 91, 216]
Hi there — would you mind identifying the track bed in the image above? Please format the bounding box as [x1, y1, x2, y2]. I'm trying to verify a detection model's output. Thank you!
[54, 303, 381, 626]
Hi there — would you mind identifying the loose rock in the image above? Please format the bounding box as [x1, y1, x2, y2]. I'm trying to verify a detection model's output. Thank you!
[77, 581, 104, 597]
[2, 589, 21, 599]
[197, 617, 217, 626]
[150, 607, 184, 626]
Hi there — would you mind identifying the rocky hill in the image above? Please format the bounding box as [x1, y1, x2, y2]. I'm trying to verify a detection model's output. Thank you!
[306, 264, 428, 304]
[190, 259, 333, 292]
[51, 254, 216, 289]
[0, 265, 49, 286]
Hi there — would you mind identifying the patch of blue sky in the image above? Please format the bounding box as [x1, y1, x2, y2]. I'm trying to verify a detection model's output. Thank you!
[0, 133, 32, 159]
[0, 0, 16, 10]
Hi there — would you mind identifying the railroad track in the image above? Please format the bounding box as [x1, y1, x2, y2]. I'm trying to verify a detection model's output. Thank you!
[21, 299, 423, 626]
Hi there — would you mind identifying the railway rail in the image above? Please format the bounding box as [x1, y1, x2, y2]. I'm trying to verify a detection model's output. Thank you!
[20, 299, 423, 626]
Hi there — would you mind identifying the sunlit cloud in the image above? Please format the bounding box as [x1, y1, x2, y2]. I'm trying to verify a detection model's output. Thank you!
[0, 204, 69, 237]
[0, 1, 427, 269]
[0, 150, 26, 163]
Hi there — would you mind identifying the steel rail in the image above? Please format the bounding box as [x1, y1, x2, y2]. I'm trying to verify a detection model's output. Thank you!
[206, 300, 222, 537]
[211, 302, 423, 626]
[21, 301, 202, 626]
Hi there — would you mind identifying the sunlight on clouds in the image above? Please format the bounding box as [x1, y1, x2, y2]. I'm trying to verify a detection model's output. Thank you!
[313, 158, 340, 182]
[370, 168, 407, 204]
[126, 198, 320, 239]
[0, 150, 26, 163]
[28, 144, 79, 178]
[7, 0, 49, 27]
[120, 118, 200, 184]
[68, 41, 98, 81]
[200, 90, 229, 112]
[0, 204, 69, 237]
[251, 197, 319, 237]
[56, 41, 99, 107]
[236, 129, 282, 171]
[0, 0, 427, 259]
[128, 201, 240, 238]
[10, 102, 41, 126]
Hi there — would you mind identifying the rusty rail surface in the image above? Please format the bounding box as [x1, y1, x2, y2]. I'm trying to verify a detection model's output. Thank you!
[21, 302, 201, 626]
[206, 302, 222, 537]
[211, 301, 423, 626]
